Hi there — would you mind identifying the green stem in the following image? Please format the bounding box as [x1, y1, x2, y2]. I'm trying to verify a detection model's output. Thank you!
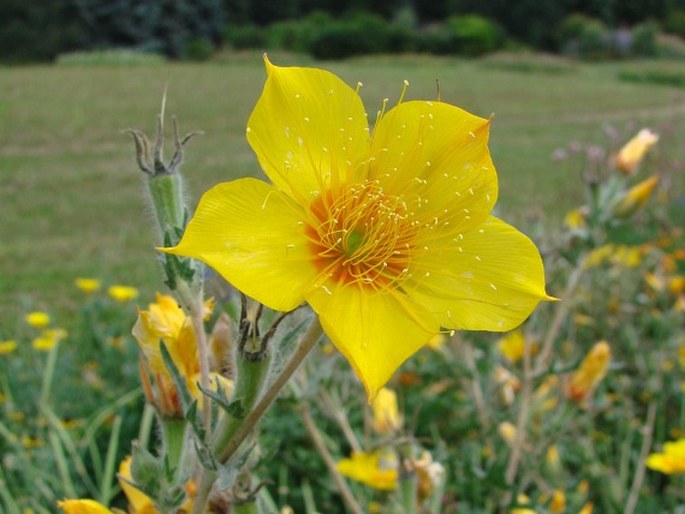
[39, 341, 59, 407]
[148, 173, 185, 243]
[191, 317, 323, 514]
[233, 502, 260, 514]
[161, 418, 188, 482]
[215, 317, 323, 463]
[211, 350, 273, 455]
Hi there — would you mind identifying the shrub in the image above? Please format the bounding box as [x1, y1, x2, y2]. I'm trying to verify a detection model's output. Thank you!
[184, 38, 215, 61]
[663, 9, 685, 39]
[558, 13, 609, 59]
[265, 11, 333, 53]
[631, 21, 659, 57]
[224, 24, 265, 50]
[305, 12, 400, 60]
[444, 14, 505, 56]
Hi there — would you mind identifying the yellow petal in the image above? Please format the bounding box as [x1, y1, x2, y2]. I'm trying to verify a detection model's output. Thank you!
[307, 284, 437, 399]
[58, 499, 113, 514]
[162, 178, 317, 312]
[409, 216, 551, 331]
[336, 451, 398, 490]
[370, 100, 497, 230]
[247, 55, 369, 203]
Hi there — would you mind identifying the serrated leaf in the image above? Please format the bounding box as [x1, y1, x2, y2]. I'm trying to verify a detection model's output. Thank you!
[160, 340, 192, 413]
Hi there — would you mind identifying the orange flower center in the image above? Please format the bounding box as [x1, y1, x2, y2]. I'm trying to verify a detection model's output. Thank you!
[306, 181, 417, 290]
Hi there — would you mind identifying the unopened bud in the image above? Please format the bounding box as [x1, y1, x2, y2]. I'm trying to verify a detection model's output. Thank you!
[567, 341, 611, 403]
[613, 128, 658, 175]
[612, 175, 659, 218]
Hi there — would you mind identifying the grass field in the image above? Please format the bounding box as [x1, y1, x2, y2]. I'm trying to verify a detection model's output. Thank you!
[2, 51, 684, 329]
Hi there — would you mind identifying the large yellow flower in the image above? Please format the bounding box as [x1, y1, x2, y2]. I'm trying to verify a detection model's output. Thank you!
[163, 57, 550, 399]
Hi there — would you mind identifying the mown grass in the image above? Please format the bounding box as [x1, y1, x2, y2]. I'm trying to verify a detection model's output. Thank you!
[1, 51, 683, 329]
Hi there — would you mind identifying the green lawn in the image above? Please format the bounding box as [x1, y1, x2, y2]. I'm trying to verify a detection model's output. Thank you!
[1, 51, 683, 329]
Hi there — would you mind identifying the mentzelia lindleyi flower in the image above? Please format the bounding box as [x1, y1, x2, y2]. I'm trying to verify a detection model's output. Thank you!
[163, 57, 551, 399]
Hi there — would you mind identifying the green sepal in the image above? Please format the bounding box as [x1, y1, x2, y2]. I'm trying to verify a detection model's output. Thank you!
[129, 441, 163, 499]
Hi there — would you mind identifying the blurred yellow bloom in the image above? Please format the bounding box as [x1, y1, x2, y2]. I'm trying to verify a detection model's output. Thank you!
[511, 494, 536, 514]
[371, 387, 402, 434]
[498, 421, 518, 447]
[644, 272, 666, 292]
[578, 502, 594, 514]
[549, 490, 566, 514]
[614, 128, 658, 175]
[585, 244, 641, 268]
[108, 285, 139, 303]
[564, 208, 586, 230]
[646, 438, 685, 474]
[669, 276, 685, 295]
[337, 450, 398, 490]
[58, 499, 114, 514]
[32, 328, 67, 352]
[21, 435, 44, 449]
[162, 56, 551, 400]
[612, 174, 660, 218]
[26, 311, 50, 329]
[75, 278, 101, 294]
[0, 340, 18, 355]
[498, 330, 538, 363]
[566, 341, 611, 403]
[678, 346, 685, 369]
[546, 445, 562, 474]
[32, 336, 57, 352]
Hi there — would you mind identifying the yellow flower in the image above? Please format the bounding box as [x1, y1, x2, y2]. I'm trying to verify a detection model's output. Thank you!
[26, 311, 50, 329]
[75, 278, 101, 294]
[646, 438, 685, 474]
[549, 489, 566, 514]
[133, 293, 216, 415]
[566, 341, 611, 403]
[511, 494, 536, 514]
[336, 450, 398, 490]
[614, 128, 658, 175]
[0, 340, 18, 355]
[498, 421, 518, 447]
[578, 502, 593, 514]
[564, 207, 586, 230]
[32, 336, 57, 351]
[497, 330, 538, 363]
[21, 435, 44, 448]
[162, 56, 551, 399]
[108, 285, 139, 303]
[32, 328, 67, 352]
[612, 174, 660, 218]
[371, 387, 402, 434]
[58, 499, 114, 514]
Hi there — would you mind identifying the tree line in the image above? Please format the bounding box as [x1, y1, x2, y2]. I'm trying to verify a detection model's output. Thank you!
[1, 0, 684, 63]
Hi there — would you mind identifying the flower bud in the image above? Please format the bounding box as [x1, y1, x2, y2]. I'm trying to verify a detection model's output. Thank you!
[566, 341, 611, 403]
[612, 175, 659, 219]
[371, 387, 402, 434]
[613, 128, 658, 175]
